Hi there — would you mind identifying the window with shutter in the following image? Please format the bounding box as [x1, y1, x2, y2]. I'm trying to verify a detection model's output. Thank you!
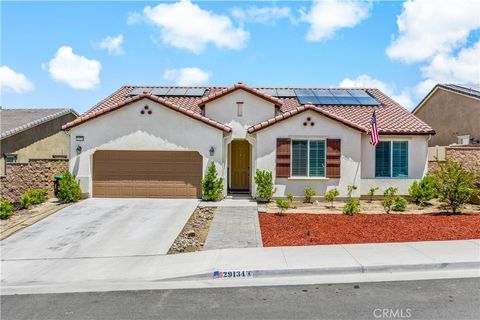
[291, 139, 326, 178]
[375, 141, 408, 178]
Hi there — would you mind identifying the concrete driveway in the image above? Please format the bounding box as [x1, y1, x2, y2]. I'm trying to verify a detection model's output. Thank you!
[1, 198, 199, 259]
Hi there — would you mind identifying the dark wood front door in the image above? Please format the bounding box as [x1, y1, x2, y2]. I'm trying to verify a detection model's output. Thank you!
[230, 140, 250, 190]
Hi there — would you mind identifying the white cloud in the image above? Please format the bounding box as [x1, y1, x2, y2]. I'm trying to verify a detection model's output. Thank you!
[231, 6, 291, 25]
[416, 41, 480, 96]
[99, 34, 124, 55]
[127, 12, 142, 25]
[0, 66, 35, 94]
[387, 0, 480, 63]
[339, 74, 414, 110]
[137, 0, 248, 54]
[163, 67, 211, 86]
[43, 46, 101, 90]
[301, 0, 371, 42]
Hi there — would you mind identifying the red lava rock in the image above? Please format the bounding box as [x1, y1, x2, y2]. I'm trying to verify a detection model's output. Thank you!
[259, 213, 480, 247]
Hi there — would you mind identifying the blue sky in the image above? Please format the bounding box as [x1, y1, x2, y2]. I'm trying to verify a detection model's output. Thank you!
[1, 1, 479, 113]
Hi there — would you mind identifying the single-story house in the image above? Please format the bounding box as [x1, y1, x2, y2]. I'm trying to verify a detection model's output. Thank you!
[63, 83, 434, 199]
[0, 108, 78, 201]
[412, 84, 480, 147]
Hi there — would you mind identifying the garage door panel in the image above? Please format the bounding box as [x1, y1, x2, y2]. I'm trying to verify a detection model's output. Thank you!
[93, 151, 202, 198]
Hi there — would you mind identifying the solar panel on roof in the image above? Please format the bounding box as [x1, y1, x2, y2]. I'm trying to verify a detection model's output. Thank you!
[294, 89, 315, 96]
[167, 87, 189, 96]
[347, 90, 380, 105]
[276, 89, 296, 97]
[257, 88, 278, 96]
[297, 95, 320, 105]
[311, 89, 340, 105]
[329, 90, 361, 105]
[150, 88, 172, 96]
[126, 88, 152, 96]
[184, 88, 207, 97]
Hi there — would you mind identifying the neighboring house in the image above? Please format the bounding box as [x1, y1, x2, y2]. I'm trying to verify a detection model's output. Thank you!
[0, 108, 78, 201]
[63, 83, 434, 199]
[412, 84, 480, 147]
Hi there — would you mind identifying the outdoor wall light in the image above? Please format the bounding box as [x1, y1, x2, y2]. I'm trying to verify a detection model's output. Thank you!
[209, 146, 215, 156]
[76, 145, 82, 154]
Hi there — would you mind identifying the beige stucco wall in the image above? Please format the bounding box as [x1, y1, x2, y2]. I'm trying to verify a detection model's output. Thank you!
[414, 88, 480, 146]
[1, 131, 70, 175]
[68, 99, 225, 197]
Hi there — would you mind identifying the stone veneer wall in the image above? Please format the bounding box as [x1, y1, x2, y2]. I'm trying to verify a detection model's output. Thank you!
[0, 159, 68, 202]
[428, 145, 480, 174]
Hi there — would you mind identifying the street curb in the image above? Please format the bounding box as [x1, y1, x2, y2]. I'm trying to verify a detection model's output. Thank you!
[157, 261, 480, 282]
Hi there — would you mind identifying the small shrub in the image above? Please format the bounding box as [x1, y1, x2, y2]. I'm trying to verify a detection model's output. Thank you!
[25, 189, 48, 205]
[324, 188, 340, 208]
[254, 170, 275, 202]
[286, 192, 295, 203]
[57, 172, 82, 203]
[19, 194, 31, 209]
[201, 163, 224, 201]
[368, 186, 379, 202]
[343, 198, 361, 215]
[276, 199, 290, 216]
[382, 187, 398, 214]
[347, 185, 357, 197]
[303, 187, 316, 203]
[393, 196, 407, 212]
[408, 176, 437, 206]
[433, 159, 479, 214]
[0, 200, 14, 220]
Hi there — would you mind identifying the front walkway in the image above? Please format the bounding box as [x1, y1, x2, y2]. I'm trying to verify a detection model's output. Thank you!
[203, 200, 262, 250]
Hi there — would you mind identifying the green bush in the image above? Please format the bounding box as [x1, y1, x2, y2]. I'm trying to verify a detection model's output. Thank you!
[0, 200, 14, 220]
[276, 199, 290, 216]
[408, 176, 437, 206]
[433, 159, 479, 214]
[382, 187, 398, 214]
[19, 194, 31, 209]
[201, 163, 224, 201]
[324, 188, 339, 208]
[368, 187, 379, 202]
[25, 189, 48, 205]
[303, 187, 316, 203]
[393, 196, 407, 212]
[286, 192, 295, 203]
[57, 172, 82, 203]
[254, 170, 274, 202]
[343, 198, 361, 215]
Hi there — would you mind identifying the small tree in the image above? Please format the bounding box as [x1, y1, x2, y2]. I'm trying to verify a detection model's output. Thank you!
[324, 188, 339, 208]
[254, 170, 274, 202]
[367, 187, 379, 203]
[276, 199, 290, 216]
[303, 187, 316, 203]
[286, 192, 295, 203]
[382, 187, 398, 214]
[392, 196, 407, 212]
[433, 159, 479, 214]
[343, 198, 361, 215]
[201, 162, 224, 201]
[408, 176, 437, 206]
[347, 185, 357, 197]
[57, 172, 82, 203]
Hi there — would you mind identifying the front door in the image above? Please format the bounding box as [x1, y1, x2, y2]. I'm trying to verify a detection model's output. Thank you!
[230, 140, 250, 190]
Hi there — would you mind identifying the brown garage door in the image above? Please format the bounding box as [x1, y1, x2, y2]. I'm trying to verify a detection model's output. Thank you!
[93, 151, 202, 198]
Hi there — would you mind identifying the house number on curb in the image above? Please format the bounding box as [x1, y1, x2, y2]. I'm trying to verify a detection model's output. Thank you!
[213, 270, 253, 279]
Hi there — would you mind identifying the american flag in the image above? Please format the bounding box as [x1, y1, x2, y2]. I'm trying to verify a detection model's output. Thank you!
[213, 271, 223, 279]
[370, 111, 379, 146]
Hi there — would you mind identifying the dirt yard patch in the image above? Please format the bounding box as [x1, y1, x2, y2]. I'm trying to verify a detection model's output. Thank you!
[168, 206, 216, 254]
[0, 198, 74, 240]
[259, 213, 480, 246]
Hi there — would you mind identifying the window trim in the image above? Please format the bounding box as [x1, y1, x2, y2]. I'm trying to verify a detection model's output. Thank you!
[375, 140, 409, 178]
[4, 153, 17, 163]
[290, 138, 326, 178]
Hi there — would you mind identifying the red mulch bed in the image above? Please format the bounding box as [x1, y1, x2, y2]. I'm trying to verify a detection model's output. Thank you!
[259, 213, 480, 246]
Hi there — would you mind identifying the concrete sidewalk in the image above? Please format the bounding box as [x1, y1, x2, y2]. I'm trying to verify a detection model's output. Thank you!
[2, 240, 479, 295]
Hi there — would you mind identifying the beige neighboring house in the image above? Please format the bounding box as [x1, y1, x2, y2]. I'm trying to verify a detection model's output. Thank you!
[0, 108, 78, 202]
[412, 84, 480, 147]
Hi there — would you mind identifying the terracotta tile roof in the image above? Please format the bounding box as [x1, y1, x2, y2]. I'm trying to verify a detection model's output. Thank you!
[65, 84, 434, 135]
[63, 93, 231, 132]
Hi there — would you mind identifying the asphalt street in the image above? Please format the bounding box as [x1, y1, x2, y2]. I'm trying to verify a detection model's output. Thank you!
[1, 278, 479, 320]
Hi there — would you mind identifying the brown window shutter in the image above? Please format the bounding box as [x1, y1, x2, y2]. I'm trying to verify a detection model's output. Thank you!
[326, 139, 341, 178]
[276, 138, 291, 178]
